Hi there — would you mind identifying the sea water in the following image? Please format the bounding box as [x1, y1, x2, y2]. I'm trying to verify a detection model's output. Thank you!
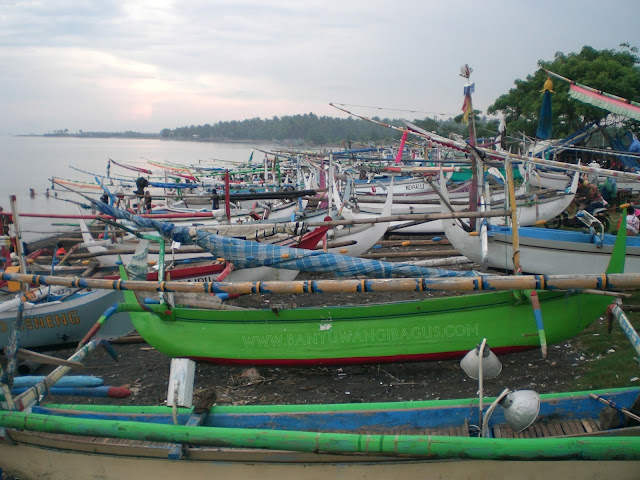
[0, 135, 271, 242]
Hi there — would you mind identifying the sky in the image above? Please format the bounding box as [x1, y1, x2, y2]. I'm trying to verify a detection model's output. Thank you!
[0, 0, 638, 135]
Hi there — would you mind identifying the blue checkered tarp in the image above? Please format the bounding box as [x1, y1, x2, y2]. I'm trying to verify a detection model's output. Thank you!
[91, 201, 478, 279]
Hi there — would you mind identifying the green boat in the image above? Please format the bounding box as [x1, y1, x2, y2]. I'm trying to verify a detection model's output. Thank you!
[0, 387, 639, 479]
[117, 287, 614, 366]
[111, 221, 627, 366]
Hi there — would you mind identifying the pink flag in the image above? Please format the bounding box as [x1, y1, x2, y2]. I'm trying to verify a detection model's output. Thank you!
[395, 131, 408, 164]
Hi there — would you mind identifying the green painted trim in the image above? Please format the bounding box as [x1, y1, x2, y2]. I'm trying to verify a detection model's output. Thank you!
[44, 387, 639, 415]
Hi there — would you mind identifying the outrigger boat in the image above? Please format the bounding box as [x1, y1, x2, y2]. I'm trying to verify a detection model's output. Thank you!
[0, 246, 230, 349]
[0, 332, 638, 479]
[442, 218, 640, 275]
[0, 224, 638, 477]
[114, 266, 621, 365]
[22, 195, 620, 365]
[439, 171, 640, 274]
[0, 386, 638, 479]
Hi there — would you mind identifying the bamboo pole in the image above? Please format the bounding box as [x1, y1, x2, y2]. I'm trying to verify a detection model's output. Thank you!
[0, 209, 511, 226]
[305, 209, 510, 227]
[607, 304, 640, 359]
[9, 196, 27, 281]
[2, 270, 640, 294]
[361, 250, 460, 259]
[505, 156, 521, 272]
[6, 339, 104, 411]
[376, 239, 451, 246]
[330, 103, 640, 182]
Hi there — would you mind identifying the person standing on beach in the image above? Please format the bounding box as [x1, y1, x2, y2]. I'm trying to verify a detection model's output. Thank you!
[55, 242, 66, 257]
[144, 191, 152, 213]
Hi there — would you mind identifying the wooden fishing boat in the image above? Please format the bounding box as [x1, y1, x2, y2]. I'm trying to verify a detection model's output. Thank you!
[117, 279, 618, 365]
[37, 190, 617, 365]
[439, 168, 640, 274]
[443, 220, 640, 274]
[337, 172, 579, 234]
[0, 387, 638, 479]
[0, 261, 229, 349]
[226, 189, 393, 282]
[523, 166, 573, 191]
[0, 287, 133, 349]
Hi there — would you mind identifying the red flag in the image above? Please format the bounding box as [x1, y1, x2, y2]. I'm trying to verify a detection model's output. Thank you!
[395, 131, 408, 164]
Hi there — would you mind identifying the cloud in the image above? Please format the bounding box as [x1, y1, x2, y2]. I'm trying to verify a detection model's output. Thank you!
[0, 0, 636, 134]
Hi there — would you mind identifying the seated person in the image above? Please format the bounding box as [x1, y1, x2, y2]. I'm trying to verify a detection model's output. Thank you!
[627, 210, 640, 236]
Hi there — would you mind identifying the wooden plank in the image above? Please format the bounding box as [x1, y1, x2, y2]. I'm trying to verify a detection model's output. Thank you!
[570, 419, 584, 435]
[537, 423, 551, 437]
[545, 423, 560, 436]
[581, 419, 594, 433]
[559, 421, 575, 436]
[532, 423, 544, 438]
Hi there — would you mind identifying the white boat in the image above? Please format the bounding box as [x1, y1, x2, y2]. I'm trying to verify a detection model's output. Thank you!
[0, 287, 133, 349]
[226, 189, 393, 282]
[440, 179, 640, 274]
[336, 172, 580, 234]
[526, 168, 572, 191]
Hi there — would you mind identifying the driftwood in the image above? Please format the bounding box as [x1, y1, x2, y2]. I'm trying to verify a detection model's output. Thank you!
[10, 349, 84, 369]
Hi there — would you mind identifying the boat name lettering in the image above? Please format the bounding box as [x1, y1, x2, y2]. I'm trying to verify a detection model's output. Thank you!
[240, 324, 480, 349]
[404, 183, 426, 191]
[18, 311, 81, 331]
[191, 276, 214, 283]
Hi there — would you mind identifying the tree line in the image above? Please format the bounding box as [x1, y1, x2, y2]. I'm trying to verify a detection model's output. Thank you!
[159, 113, 503, 145]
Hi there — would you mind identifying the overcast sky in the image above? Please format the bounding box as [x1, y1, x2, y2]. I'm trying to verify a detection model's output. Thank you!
[1, 0, 637, 135]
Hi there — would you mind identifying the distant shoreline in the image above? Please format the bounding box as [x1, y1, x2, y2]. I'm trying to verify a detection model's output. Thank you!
[15, 133, 161, 139]
[12, 134, 339, 148]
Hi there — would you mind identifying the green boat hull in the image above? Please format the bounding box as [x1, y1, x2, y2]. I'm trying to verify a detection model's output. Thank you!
[120, 289, 612, 365]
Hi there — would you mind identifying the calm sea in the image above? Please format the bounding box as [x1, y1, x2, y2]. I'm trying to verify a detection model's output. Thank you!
[1, 135, 273, 243]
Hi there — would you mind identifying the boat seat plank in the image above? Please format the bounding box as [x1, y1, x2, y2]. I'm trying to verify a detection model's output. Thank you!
[548, 423, 563, 437]
[582, 419, 594, 433]
[532, 424, 544, 438]
[562, 420, 575, 435]
[570, 419, 584, 435]
[490, 417, 603, 439]
[538, 424, 552, 437]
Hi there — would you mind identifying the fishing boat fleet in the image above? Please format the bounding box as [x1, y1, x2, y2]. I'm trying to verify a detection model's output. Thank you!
[0, 70, 639, 478]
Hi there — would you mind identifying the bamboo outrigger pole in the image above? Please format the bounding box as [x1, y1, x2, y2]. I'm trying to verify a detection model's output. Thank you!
[2, 270, 640, 295]
[504, 156, 521, 272]
[330, 103, 640, 182]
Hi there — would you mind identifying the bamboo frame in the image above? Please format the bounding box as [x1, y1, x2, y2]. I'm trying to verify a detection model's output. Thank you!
[1, 271, 639, 295]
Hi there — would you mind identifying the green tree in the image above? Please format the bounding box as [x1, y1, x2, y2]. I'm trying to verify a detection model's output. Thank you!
[488, 45, 640, 139]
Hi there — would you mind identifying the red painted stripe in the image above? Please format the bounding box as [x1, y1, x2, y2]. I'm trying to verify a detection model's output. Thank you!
[188, 345, 532, 367]
[571, 84, 640, 115]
